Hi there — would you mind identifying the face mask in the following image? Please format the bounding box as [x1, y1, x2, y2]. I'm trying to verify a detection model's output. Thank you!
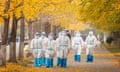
[62, 33, 66, 36]
[89, 34, 93, 36]
[49, 36, 53, 40]
[41, 35, 45, 39]
[76, 33, 80, 37]
[59, 35, 62, 37]
[35, 35, 39, 39]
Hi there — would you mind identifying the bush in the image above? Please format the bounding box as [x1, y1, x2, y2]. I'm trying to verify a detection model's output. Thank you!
[106, 36, 114, 45]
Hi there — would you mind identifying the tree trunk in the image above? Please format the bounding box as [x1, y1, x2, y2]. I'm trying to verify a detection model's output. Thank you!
[45, 22, 51, 36]
[0, 0, 11, 66]
[18, 11, 25, 60]
[28, 20, 33, 40]
[9, 13, 17, 62]
[32, 22, 37, 37]
[0, 17, 10, 66]
[38, 20, 41, 33]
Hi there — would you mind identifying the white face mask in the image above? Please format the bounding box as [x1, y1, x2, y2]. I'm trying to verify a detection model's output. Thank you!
[89, 34, 93, 36]
[58, 33, 62, 37]
[49, 36, 53, 40]
[59, 35, 62, 38]
[35, 35, 39, 39]
[41, 35, 45, 38]
[75, 33, 80, 37]
[62, 33, 66, 36]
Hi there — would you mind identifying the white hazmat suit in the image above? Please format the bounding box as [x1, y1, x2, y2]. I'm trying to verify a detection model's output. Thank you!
[72, 32, 84, 62]
[39, 32, 49, 66]
[45, 33, 56, 68]
[85, 31, 97, 62]
[56, 32, 62, 66]
[30, 32, 41, 67]
[58, 31, 70, 67]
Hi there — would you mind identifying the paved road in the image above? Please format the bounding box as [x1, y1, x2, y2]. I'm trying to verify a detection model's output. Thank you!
[28, 46, 120, 72]
[62, 46, 120, 72]
[6, 43, 120, 72]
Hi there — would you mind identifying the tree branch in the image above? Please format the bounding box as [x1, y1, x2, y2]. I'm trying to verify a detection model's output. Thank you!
[8, 0, 24, 12]
[0, 15, 5, 18]
[17, 17, 23, 21]
[4, 0, 11, 13]
[25, 18, 38, 24]
[15, 0, 24, 9]
[0, 14, 8, 19]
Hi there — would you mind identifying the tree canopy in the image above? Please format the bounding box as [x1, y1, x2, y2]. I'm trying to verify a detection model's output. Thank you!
[79, 0, 120, 32]
[0, 0, 120, 32]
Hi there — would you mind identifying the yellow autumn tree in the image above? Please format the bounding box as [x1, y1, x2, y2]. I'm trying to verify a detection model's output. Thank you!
[79, 0, 120, 32]
[0, 0, 24, 66]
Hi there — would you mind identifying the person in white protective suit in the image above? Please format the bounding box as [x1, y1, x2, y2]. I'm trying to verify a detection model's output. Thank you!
[45, 33, 56, 68]
[39, 32, 49, 66]
[58, 31, 70, 67]
[56, 31, 62, 66]
[72, 32, 84, 62]
[85, 31, 97, 62]
[30, 32, 41, 67]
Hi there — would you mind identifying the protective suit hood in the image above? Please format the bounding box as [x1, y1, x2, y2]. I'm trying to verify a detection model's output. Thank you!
[89, 31, 94, 36]
[48, 33, 54, 40]
[34, 32, 39, 39]
[61, 30, 66, 36]
[41, 32, 46, 38]
[58, 31, 62, 37]
[75, 32, 81, 37]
